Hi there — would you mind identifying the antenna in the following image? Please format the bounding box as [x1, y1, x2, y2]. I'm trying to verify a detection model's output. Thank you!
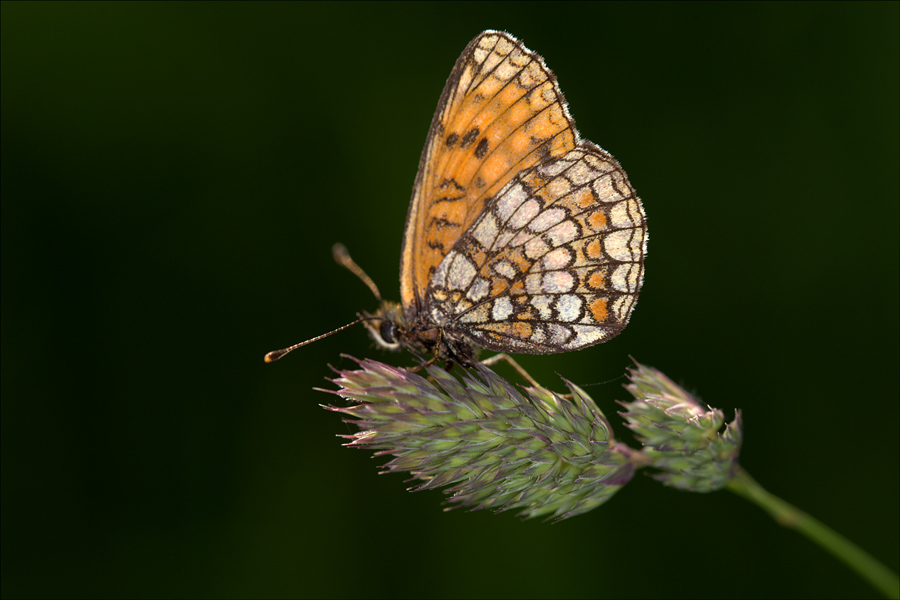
[264, 244, 384, 364]
[333, 243, 383, 303]
[264, 317, 366, 363]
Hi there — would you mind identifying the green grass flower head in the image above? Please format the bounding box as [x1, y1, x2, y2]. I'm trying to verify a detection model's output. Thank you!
[321, 357, 636, 521]
[620, 361, 742, 493]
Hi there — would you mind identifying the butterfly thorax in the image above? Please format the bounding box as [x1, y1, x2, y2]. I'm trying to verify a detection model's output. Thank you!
[364, 300, 479, 366]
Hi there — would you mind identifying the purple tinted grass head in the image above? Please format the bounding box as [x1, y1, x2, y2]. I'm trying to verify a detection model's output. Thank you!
[320, 356, 636, 521]
[619, 360, 743, 492]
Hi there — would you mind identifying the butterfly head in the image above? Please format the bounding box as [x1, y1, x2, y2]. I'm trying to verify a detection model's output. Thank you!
[362, 302, 406, 352]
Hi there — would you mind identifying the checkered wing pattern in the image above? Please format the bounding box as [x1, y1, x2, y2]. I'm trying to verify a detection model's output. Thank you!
[426, 145, 646, 353]
[400, 31, 578, 311]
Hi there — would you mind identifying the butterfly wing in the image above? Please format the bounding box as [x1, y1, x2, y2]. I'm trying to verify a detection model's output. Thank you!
[426, 144, 647, 353]
[399, 31, 578, 314]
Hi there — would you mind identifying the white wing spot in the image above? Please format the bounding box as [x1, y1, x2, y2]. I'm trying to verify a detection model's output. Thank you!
[468, 277, 490, 301]
[545, 220, 578, 246]
[547, 323, 570, 345]
[603, 230, 634, 262]
[567, 161, 595, 185]
[494, 260, 517, 279]
[508, 198, 541, 229]
[555, 294, 582, 322]
[530, 295, 553, 319]
[528, 207, 566, 232]
[539, 246, 572, 270]
[492, 297, 514, 321]
[448, 253, 477, 289]
[431, 250, 454, 288]
[472, 213, 499, 248]
[567, 325, 606, 349]
[546, 177, 571, 199]
[542, 271, 575, 293]
[496, 183, 528, 220]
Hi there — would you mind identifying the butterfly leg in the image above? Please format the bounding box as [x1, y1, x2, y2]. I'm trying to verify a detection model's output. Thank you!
[480, 353, 542, 388]
[481, 353, 574, 398]
[407, 354, 438, 373]
[405, 328, 443, 373]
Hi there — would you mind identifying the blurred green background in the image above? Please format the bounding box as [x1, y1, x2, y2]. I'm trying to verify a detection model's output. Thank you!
[2, 2, 897, 598]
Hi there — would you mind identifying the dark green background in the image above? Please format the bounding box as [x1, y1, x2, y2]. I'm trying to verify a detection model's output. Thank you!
[2, 2, 898, 598]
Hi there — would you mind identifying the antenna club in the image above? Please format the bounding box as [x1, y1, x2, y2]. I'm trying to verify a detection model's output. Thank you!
[264, 348, 290, 363]
[333, 243, 349, 263]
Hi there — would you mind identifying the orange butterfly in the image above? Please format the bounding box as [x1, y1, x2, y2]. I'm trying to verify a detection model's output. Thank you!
[267, 31, 647, 368]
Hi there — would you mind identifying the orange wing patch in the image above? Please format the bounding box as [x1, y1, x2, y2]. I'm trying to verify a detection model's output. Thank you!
[400, 32, 577, 311]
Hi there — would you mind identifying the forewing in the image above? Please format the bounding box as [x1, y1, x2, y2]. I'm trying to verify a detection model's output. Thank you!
[399, 31, 578, 312]
[427, 145, 647, 354]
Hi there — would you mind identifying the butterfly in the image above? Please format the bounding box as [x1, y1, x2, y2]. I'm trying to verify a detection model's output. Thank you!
[266, 30, 647, 368]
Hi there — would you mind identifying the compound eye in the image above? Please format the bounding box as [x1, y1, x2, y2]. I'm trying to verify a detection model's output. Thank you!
[379, 320, 397, 345]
